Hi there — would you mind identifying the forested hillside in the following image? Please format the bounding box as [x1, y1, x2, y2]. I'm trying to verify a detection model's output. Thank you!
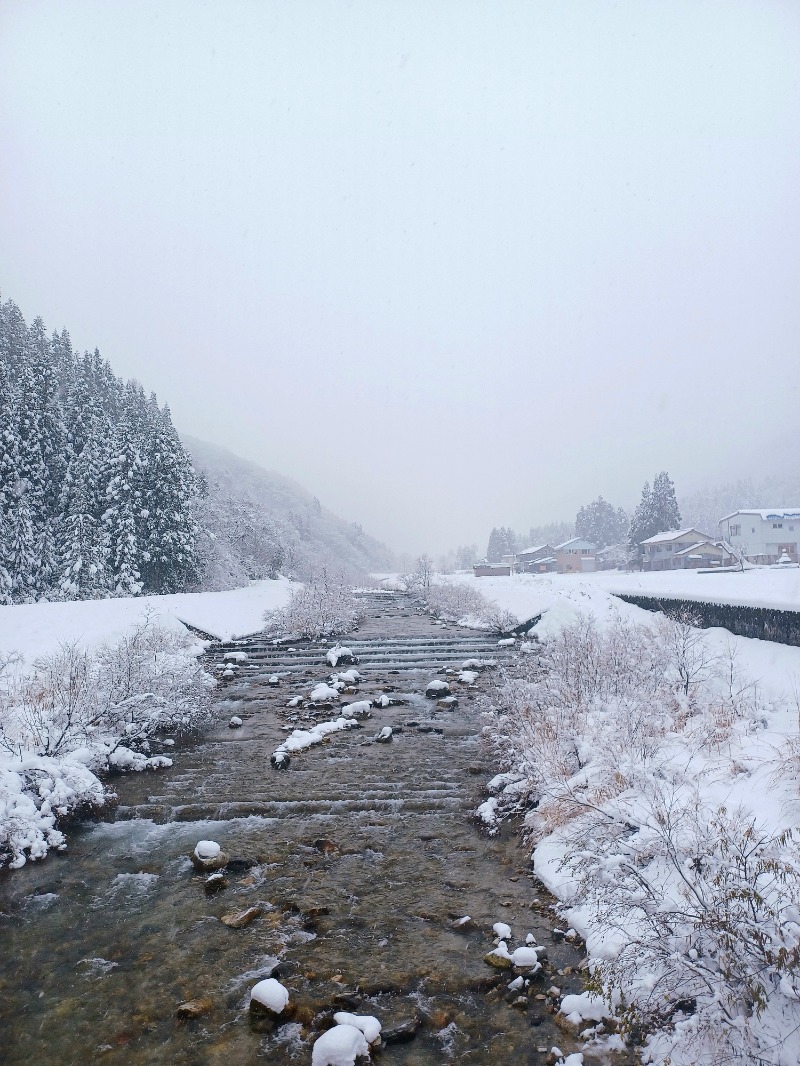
[0, 299, 199, 602]
[185, 436, 394, 589]
[0, 299, 394, 604]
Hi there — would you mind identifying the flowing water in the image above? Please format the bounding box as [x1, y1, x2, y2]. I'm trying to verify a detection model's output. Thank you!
[0, 593, 626, 1065]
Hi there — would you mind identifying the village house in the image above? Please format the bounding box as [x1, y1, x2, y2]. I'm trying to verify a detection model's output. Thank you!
[553, 537, 597, 574]
[719, 509, 800, 565]
[640, 528, 734, 570]
[514, 544, 556, 573]
[473, 562, 512, 577]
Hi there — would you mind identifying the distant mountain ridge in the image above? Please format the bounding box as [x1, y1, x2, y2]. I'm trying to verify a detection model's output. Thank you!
[184, 435, 394, 589]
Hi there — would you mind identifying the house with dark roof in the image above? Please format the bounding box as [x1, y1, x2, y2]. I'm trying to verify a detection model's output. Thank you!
[514, 544, 556, 573]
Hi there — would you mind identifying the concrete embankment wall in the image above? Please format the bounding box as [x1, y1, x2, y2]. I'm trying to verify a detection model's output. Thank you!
[616, 594, 800, 648]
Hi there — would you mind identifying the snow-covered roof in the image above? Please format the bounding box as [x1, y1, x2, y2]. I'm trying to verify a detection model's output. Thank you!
[673, 540, 721, 557]
[641, 528, 710, 545]
[720, 509, 800, 523]
[517, 544, 552, 556]
[530, 556, 556, 565]
[554, 538, 596, 551]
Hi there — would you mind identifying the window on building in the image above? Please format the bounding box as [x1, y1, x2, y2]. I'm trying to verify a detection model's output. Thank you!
[730, 524, 741, 537]
[752, 527, 756, 534]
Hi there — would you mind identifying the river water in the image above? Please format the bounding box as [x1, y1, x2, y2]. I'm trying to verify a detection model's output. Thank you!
[0, 594, 624, 1065]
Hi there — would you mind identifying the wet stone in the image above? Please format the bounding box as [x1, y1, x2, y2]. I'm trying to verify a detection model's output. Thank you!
[175, 997, 214, 1020]
[382, 1016, 421, 1044]
[220, 905, 262, 928]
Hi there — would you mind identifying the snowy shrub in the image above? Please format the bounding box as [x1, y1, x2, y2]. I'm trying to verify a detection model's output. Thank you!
[422, 581, 487, 622]
[263, 569, 363, 640]
[480, 609, 800, 1064]
[0, 615, 214, 868]
[0, 615, 213, 761]
[417, 578, 520, 633]
[572, 791, 800, 1065]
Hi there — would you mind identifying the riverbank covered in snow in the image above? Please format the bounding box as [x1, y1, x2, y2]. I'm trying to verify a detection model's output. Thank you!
[464, 572, 800, 1065]
[0, 580, 296, 869]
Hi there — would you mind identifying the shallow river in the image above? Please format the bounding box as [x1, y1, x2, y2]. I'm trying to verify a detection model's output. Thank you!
[0, 594, 624, 1065]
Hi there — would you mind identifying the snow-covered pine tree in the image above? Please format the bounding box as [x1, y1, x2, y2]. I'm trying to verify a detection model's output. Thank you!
[486, 527, 503, 563]
[652, 470, 681, 532]
[575, 496, 628, 548]
[138, 398, 200, 593]
[7, 480, 37, 600]
[0, 297, 203, 601]
[100, 429, 144, 597]
[628, 472, 682, 556]
[628, 481, 654, 552]
[57, 437, 107, 597]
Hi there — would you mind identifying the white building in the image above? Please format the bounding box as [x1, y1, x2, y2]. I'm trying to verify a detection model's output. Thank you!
[719, 509, 800, 564]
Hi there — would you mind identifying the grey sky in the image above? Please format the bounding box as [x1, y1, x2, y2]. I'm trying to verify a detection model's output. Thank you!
[2, 1, 798, 556]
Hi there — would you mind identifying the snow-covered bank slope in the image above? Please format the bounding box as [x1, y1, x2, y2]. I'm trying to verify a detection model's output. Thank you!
[452, 567, 800, 614]
[445, 573, 800, 694]
[0, 578, 295, 668]
[568, 567, 799, 612]
[0, 580, 293, 869]
[468, 572, 800, 1064]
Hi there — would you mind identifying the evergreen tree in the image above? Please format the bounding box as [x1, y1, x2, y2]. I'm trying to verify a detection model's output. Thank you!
[7, 481, 37, 600]
[101, 431, 144, 596]
[652, 470, 681, 532]
[628, 472, 682, 551]
[0, 297, 202, 601]
[575, 496, 629, 548]
[486, 527, 503, 563]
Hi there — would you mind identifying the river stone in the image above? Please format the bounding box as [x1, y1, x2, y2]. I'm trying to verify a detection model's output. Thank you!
[175, 997, 214, 1019]
[204, 872, 228, 893]
[425, 680, 450, 697]
[312, 838, 341, 855]
[483, 950, 513, 970]
[437, 697, 458, 709]
[191, 850, 229, 873]
[271, 751, 291, 770]
[381, 1016, 421, 1045]
[220, 905, 262, 928]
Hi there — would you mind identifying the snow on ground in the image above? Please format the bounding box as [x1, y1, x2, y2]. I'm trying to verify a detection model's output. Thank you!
[452, 566, 800, 614]
[466, 571, 800, 1064]
[444, 572, 800, 697]
[0, 578, 296, 669]
[0, 580, 296, 869]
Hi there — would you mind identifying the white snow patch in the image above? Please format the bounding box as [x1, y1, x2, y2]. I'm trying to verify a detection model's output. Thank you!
[311, 1023, 370, 1066]
[250, 977, 289, 1013]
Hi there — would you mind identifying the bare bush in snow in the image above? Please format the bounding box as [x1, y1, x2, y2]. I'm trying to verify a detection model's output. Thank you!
[0, 616, 214, 868]
[480, 609, 800, 1063]
[263, 568, 363, 640]
[416, 578, 520, 633]
[0, 616, 213, 761]
[571, 790, 800, 1065]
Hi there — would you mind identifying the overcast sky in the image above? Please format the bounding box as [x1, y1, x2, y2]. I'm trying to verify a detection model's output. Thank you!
[1, 1, 798, 556]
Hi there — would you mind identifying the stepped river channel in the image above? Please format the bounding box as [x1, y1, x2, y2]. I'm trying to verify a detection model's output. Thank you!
[0, 593, 631, 1065]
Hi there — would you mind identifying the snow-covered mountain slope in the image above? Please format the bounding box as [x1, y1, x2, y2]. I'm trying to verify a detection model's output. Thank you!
[184, 436, 394, 589]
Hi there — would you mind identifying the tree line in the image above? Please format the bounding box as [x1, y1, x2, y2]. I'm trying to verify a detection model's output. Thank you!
[485, 472, 682, 563]
[0, 299, 200, 603]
